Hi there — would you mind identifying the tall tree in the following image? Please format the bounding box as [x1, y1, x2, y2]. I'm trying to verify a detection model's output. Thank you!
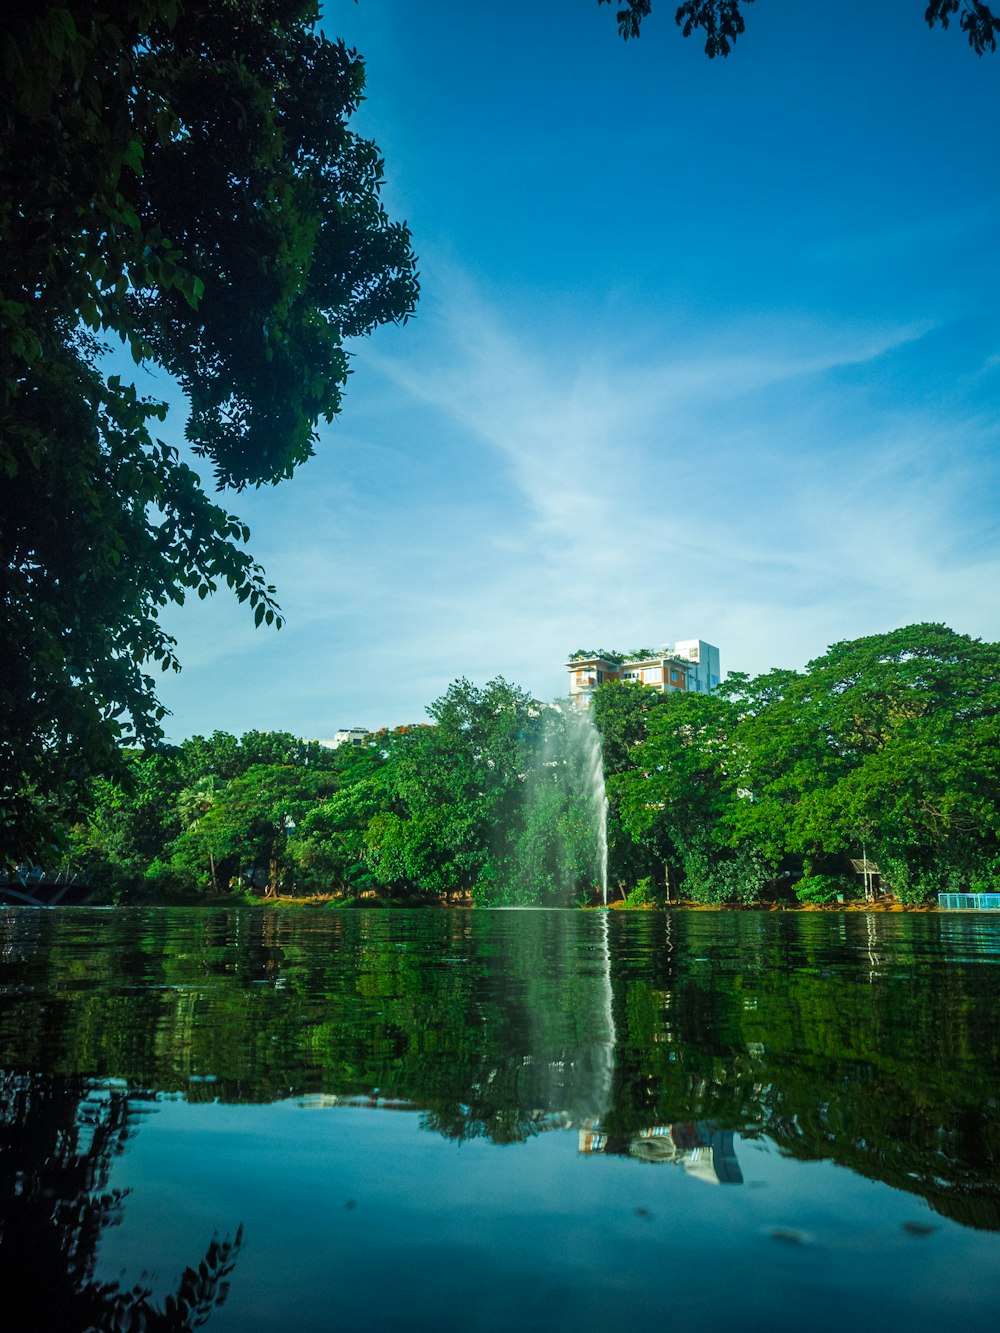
[725, 624, 1000, 900]
[1, 2, 417, 862]
[591, 679, 673, 896]
[613, 687, 760, 902]
[362, 679, 548, 903]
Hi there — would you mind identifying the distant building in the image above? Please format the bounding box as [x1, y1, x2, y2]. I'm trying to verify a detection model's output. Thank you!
[566, 638, 720, 709]
[317, 727, 371, 749]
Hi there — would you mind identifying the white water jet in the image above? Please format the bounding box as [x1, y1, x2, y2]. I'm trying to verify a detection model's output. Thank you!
[516, 702, 609, 905]
[571, 708, 609, 906]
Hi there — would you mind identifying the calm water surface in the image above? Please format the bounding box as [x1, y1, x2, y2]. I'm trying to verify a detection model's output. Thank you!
[1, 907, 999, 1331]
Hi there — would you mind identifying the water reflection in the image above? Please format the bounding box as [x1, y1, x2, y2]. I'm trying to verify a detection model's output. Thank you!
[580, 1119, 743, 1183]
[0, 1069, 242, 1332]
[1, 907, 999, 1327]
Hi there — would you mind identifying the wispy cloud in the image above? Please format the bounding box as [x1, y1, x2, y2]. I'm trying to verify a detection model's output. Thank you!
[156, 264, 1000, 739]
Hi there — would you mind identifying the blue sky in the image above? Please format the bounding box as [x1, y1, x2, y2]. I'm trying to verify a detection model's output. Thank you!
[153, 0, 1000, 741]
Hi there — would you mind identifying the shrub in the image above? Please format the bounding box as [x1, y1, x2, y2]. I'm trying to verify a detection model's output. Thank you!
[877, 852, 939, 905]
[682, 846, 771, 905]
[791, 873, 853, 905]
[621, 876, 659, 908]
[142, 857, 201, 901]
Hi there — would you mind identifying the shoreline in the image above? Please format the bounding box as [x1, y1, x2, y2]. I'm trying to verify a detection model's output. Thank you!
[0, 888, 965, 913]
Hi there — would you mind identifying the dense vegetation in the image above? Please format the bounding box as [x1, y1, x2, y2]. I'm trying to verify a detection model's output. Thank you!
[0, 2, 417, 863]
[57, 678, 606, 905]
[17, 623, 998, 907]
[603, 623, 1000, 905]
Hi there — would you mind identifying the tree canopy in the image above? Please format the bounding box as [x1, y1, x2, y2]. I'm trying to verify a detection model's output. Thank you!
[611, 623, 1000, 904]
[599, 1, 1000, 56]
[48, 623, 1000, 906]
[1, 2, 418, 861]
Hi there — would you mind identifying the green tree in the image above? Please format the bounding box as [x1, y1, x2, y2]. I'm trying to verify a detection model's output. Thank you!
[614, 687, 758, 903]
[290, 782, 381, 895]
[285, 731, 393, 894]
[71, 747, 183, 892]
[177, 774, 225, 891]
[176, 729, 340, 786]
[64, 727, 351, 898]
[179, 762, 339, 896]
[725, 624, 1000, 902]
[591, 680, 672, 897]
[599, 1, 1000, 56]
[360, 680, 547, 903]
[591, 678, 663, 776]
[1, 2, 417, 862]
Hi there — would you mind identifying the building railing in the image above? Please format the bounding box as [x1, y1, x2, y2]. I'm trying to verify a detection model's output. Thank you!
[939, 892, 1000, 910]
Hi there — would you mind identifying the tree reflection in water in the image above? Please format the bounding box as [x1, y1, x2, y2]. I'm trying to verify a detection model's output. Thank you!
[0, 906, 998, 1249]
[0, 1070, 242, 1332]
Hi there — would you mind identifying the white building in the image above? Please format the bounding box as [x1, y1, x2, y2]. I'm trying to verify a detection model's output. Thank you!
[317, 727, 371, 749]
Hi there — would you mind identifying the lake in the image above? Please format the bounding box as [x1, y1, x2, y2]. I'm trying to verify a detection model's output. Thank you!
[1, 906, 998, 1331]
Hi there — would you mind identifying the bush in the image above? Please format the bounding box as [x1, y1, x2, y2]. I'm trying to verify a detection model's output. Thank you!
[75, 856, 133, 906]
[620, 876, 660, 908]
[682, 846, 771, 905]
[142, 857, 201, 901]
[877, 852, 940, 905]
[791, 873, 853, 905]
[879, 848, 1000, 904]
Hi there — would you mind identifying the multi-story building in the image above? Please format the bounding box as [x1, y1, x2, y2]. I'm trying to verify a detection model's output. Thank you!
[566, 639, 721, 709]
[317, 727, 371, 749]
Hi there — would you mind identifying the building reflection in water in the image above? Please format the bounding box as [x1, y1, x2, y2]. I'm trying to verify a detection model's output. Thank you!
[579, 1120, 744, 1184]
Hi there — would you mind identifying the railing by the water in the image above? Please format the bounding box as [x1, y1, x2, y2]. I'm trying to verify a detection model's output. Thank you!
[0, 866, 92, 907]
[938, 892, 1000, 911]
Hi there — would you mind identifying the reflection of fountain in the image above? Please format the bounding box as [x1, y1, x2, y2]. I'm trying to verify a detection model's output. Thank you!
[517, 911, 618, 1130]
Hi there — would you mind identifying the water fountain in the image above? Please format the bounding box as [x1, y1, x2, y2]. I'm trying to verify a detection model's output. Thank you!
[516, 704, 608, 906]
[570, 707, 608, 906]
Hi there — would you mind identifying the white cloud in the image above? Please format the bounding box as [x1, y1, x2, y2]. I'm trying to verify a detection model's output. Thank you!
[155, 264, 1000, 739]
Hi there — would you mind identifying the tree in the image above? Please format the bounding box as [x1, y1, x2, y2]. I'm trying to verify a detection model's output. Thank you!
[613, 687, 760, 903]
[724, 624, 1000, 901]
[175, 762, 339, 895]
[71, 746, 183, 891]
[598, 1, 1000, 56]
[176, 729, 340, 786]
[63, 727, 352, 897]
[591, 680, 673, 896]
[177, 773, 224, 891]
[1, 2, 418, 862]
[358, 680, 551, 903]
